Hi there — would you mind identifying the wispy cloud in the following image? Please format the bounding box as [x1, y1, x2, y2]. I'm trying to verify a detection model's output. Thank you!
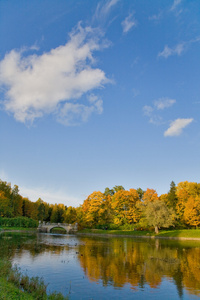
[154, 98, 176, 110]
[121, 12, 137, 33]
[164, 118, 193, 137]
[94, 0, 120, 21]
[158, 36, 200, 59]
[0, 24, 110, 125]
[143, 97, 176, 124]
[158, 43, 185, 58]
[170, 0, 182, 12]
[149, 11, 163, 21]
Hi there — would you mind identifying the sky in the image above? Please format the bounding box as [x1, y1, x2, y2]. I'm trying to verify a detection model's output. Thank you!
[0, 0, 200, 207]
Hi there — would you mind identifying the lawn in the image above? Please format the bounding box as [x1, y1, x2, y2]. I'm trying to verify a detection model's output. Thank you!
[78, 228, 200, 239]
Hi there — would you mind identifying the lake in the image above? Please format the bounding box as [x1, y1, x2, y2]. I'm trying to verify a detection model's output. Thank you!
[1, 232, 200, 299]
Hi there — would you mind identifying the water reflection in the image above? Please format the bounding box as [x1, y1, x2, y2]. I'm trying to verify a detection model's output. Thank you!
[1, 233, 200, 299]
[78, 237, 200, 298]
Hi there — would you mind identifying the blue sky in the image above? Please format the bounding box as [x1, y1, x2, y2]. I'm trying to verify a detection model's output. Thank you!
[0, 0, 199, 207]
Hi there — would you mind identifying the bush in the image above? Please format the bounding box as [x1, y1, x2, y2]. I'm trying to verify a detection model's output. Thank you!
[0, 217, 38, 228]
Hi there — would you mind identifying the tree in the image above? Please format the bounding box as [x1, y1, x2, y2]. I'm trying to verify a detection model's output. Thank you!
[0, 191, 13, 217]
[64, 206, 77, 224]
[141, 200, 176, 233]
[143, 188, 159, 203]
[104, 187, 114, 196]
[136, 188, 144, 200]
[184, 196, 200, 228]
[111, 189, 140, 225]
[167, 181, 177, 209]
[82, 191, 108, 226]
[22, 198, 33, 218]
[36, 198, 49, 222]
[50, 204, 66, 223]
[113, 185, 125, 193]
[11, 185, 23, 217]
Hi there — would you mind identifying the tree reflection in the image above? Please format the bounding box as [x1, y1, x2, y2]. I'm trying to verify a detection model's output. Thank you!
[1, 233, 200, 298]
[77, 237, 200, 297]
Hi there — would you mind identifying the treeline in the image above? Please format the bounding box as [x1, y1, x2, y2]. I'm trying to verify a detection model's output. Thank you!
[0, 180, 200, 231]
[0, 180, 68, 224]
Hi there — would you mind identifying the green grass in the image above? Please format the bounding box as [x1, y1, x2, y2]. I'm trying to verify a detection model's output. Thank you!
[157, 229, 200, 238]
[0, 226, 36, 231]
[78, 228, 200, 239]
[0, 258, 68, 300]
[0, 277, 34, 300]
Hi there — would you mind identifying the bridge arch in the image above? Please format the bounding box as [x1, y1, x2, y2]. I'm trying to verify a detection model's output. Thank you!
[38, 222, 78, 234]
[49, 226, 67, 234]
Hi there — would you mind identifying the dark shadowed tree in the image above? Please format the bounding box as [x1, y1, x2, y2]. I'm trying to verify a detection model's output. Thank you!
[168, 181, 178, 210]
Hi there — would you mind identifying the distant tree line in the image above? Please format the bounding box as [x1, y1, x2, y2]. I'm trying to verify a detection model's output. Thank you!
[0, 180, 200, 232]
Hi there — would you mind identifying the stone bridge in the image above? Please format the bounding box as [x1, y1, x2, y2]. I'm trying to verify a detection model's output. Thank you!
[37, 222, 78, 234]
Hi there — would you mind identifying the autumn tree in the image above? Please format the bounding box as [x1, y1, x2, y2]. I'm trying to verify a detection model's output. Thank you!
[0, 191, 12, 217]
[184, 196, 200, 228]
[176, 181, 200, 223]
[82, 191, 112, 227]
[111, 189, 140, 226]
[143, 188, 159, 203]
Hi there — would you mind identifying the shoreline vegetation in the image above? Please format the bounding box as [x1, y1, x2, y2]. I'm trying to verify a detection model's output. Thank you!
[1, 226, 200, 240]
[77, 228, 200, 240]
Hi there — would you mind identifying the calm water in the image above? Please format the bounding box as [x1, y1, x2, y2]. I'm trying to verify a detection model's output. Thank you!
[1, 232, 200, 299]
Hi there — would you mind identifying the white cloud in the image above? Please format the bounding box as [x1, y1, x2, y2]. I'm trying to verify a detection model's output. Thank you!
[164, 118, 193, 137]
[122, 12, 137, 33]
[158, 43, 185, 58]
[0, 24, 109, 125]
[154, 98, 176, 110]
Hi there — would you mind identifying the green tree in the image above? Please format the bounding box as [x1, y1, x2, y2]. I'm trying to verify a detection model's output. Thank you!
[11, 185, 23, 217]
[104, 187, 114, 196]
[64, 206, 77, 224]
[113, 185, 125, 193]
[136, 188, 144, 200]
[141, 200, 176, 233]
[168, 181, 177, 209]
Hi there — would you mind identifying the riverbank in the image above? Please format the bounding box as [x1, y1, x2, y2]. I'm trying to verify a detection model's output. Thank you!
[77, 228, 200, 240]
[0, 227, 37, 233]
[0, 231, 68, 300]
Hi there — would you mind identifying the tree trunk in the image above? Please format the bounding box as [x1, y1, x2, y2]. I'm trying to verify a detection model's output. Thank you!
[155, 225, 159, 234]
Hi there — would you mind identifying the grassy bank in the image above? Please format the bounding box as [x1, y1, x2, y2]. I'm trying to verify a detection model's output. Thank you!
[0, 277, 34, 300]
[0, 259, 68, 300]
[78, 228, 200, 239]
[0, 235, 68, 300]
[0, 226, 37, 232]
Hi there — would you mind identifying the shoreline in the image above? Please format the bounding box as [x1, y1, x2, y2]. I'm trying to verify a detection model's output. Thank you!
[76, 231, 200, 241]
[1, 228, 200, 241]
